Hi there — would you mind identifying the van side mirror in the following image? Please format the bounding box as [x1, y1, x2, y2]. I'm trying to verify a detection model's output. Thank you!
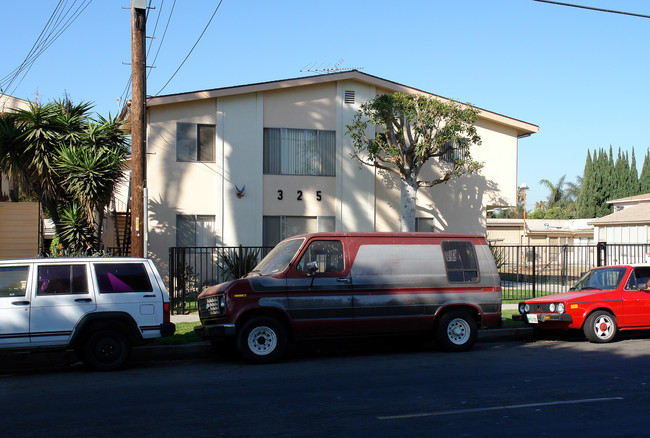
[306, 261, 319, 277]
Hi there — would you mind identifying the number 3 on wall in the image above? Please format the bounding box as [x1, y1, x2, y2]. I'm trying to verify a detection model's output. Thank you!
[277, 190, 283, 200]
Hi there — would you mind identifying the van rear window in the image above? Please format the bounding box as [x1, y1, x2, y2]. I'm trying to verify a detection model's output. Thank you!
[442, 241, 479, 283]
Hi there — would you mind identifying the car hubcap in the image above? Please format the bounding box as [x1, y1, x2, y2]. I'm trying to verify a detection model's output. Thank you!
[248, 326, 277, 355]
[447, 318, 470, 345]
[594, 315, 614, 339]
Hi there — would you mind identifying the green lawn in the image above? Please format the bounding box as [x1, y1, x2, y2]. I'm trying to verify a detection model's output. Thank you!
[152, 322, 202, 345]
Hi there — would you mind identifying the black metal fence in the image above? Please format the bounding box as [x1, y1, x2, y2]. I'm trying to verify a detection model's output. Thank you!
[493, 242, 650, 300]
[169, 245, 271, 314]
[168, 243, 650, 313]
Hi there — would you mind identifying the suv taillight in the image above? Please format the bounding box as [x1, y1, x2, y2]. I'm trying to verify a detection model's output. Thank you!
[163, 302, 171, 323]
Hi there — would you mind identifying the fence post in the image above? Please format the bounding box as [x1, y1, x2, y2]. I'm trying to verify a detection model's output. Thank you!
[238, 245, 244, 278]
[168, 247, 175, 313]
[597, 242, 607, 267]
[532, 246, 536, 298]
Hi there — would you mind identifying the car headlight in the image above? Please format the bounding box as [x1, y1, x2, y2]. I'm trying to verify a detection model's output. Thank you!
[524, 303, 530, 313]
[519, 303, 526, 314]
[557, 303, 565, 314]
[549, 303, 556, 313]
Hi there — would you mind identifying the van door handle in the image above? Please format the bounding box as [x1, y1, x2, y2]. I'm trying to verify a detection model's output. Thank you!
[337, 277, 351, 283]
[11, 301, 30, 306]
[75, 298, 92, 303]
[143, 294, 156, 298]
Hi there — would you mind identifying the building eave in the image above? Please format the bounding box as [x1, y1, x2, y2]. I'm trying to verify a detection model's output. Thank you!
[146, 70, 539, 137]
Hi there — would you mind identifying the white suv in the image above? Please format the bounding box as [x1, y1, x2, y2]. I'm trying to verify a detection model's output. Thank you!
[0, 257, 175, 370]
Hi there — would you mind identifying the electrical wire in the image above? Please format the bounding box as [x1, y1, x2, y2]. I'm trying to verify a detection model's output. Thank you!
[533, 0, 650, 19]
[0, 0, 94, 97]
[154, 0, 224, 96]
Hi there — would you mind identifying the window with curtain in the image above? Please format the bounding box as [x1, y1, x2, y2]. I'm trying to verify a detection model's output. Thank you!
[263, 215, 335, 247]
[176, 215, 216, 247]
[263, 128, 335, 176]
[177, 123, 215, 162]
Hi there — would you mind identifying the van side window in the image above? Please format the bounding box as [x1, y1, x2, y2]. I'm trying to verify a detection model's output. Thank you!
[442, 241, 479, 283]
[0, 266, 29, 297]
[37, 265, 88, 295]
[296, 241, 344, 273]
[95, 263, 154, 293]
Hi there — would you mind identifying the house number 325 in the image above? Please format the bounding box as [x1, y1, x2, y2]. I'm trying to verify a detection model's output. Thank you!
[277, 190, 322, 201]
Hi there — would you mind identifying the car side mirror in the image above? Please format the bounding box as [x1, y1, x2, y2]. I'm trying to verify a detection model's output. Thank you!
[306, 261, 319, 277]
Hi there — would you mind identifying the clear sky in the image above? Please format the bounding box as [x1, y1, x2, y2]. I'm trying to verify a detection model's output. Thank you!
[2, 0, 650, 209]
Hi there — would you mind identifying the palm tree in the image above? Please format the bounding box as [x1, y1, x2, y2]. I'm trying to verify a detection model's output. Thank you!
[539, 175, 568, 209]
[0, 99, 128, 252]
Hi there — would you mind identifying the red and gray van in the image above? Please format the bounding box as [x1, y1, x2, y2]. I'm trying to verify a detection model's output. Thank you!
[194, 232, 501, 363]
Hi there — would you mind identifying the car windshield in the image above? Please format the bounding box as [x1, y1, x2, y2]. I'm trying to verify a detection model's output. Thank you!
[570, 267, 628, 291]
[247, 238, 305, 276]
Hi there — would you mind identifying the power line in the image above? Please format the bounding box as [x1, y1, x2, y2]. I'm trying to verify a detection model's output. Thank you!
[533, 0, 650, 19]
[1, 0, 94, 97]
[154, 0, 224, 96]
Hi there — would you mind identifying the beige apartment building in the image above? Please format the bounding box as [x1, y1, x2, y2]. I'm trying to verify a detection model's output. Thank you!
[143, 71, 538, 268]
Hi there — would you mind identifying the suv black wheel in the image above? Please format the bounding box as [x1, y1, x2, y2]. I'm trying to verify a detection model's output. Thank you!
[83, 330, 130, 371]
[435, 310, 477, 352]
[237, 316, 287, 364]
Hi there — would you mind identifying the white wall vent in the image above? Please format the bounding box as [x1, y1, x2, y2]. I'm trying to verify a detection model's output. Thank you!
[344, 90, 355, 104]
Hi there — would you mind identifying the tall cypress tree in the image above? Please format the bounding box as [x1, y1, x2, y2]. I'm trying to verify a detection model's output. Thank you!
[576, 150, 596, 218]
[640, 149, 650, 194]
[630, 148, 639, 195]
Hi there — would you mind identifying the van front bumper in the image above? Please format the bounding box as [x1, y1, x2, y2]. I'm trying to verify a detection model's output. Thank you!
[194, 323, 236, 339]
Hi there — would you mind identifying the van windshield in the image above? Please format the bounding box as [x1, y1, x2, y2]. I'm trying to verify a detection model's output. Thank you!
[247, 238, 305, 277]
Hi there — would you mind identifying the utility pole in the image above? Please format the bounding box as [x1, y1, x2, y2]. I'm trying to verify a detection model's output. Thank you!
[130, 0, 146, 257]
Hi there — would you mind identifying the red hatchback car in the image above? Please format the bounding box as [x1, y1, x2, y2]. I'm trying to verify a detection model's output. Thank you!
[515, 264, 650, 342]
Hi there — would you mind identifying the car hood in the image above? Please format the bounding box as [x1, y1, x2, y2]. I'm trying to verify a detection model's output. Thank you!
[525, 289, 619, 303]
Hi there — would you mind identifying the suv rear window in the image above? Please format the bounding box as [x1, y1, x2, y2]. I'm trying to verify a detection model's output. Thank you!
[95, 263, 153, 293]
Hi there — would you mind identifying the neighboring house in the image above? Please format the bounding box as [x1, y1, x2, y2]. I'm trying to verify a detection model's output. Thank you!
[590, 193, 650, 244]
[487, 218, 594, 246]
[144, 71, 538, 269]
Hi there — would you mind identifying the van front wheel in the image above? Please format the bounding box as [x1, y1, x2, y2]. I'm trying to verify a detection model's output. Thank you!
[237, 317, 287, 364]
[436, 310, 477, 352]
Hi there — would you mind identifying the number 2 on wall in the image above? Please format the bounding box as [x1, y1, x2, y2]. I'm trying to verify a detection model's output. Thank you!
[297, 190, 303, 201]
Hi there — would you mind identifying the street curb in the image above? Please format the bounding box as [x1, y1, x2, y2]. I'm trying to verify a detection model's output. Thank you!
[131, 327, 535, 362]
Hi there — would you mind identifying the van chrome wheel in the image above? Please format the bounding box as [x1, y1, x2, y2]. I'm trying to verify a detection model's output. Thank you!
[436, 310, 477, 352]
[237, 316, 288, 364]
[446, 317, 471, 345]
[247, 325, 278, 355]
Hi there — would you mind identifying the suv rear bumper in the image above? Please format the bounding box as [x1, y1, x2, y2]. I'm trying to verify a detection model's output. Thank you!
[160, 322, 176, 337]
[194, 323, 236, 339]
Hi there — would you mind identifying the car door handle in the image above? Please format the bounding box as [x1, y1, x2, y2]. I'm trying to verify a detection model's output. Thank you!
[143, 294, 156, 298]
[11, 300, 30, 306]
[75, 298, 92, 303]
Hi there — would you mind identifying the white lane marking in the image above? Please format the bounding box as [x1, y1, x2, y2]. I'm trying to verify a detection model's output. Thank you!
[376, 397, 624, 420]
